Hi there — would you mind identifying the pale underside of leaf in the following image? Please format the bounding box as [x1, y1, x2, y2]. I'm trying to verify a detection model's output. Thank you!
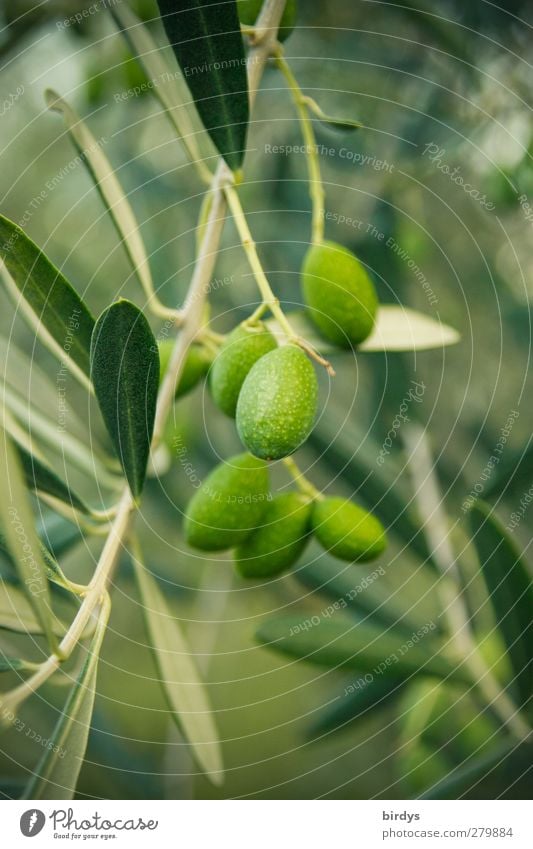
[267, 307, 460, 353]
[45, 90, 156, 305]
[133, 548, 223, 785]
[22, 595, 110, 800]
[0, 579, 67, 637]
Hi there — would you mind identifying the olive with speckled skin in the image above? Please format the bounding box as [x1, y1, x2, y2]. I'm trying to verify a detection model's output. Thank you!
[312, 497, 387, 562]
[184, 452, 270, 551]
[209, 321, 277, 417]
[234, 492, 313, 578]
[236, 345, 318, 460]
[301, 240, 378, 347]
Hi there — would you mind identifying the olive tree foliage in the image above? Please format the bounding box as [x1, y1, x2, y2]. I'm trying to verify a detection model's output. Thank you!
[0, 0, 529, 801]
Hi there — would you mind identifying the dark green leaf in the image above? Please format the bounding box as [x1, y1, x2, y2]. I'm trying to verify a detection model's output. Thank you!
[90, 300, 159, 500]
[155, 0, 249, 170]
[296, 559, 440, 636]
[23, 596, 110, 800]
[469, 501, 533, 705]
[308, 415, 434, 568]
[133, 546, 223, 784]
[0, 215, 95, 380]
[420, 739, 518, 799]
[257, 616, 465, 682]
[17, 445, 89, 514]
[0, 579, 67, 637]
[308, 675, 409, 739]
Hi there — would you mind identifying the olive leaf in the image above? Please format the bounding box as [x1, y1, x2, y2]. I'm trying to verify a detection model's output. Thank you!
[91, 300, 159, 500]
[46, 90, 157, 306]
[304, 96, 362, 131]
[110, 4, 214, 176]
[0, 215, 95, 387]
[308, 675, 409, 739]
[0, 579, 67, 637]
[0, 427, 58, 652]
[133, 545, 224, 785]
[267, 306, 460, 353]
[297, 560, 436, 636]
[0, 531, 76, 593]
[419, 738, 518, 799]
[155, 0, 249, 171]
[22, 596, 110, 800]
[468, 501, 533, 706]
[359, 306, 460, 351]
[308, 413, 434, 568]
[17, 445, 89, 515]
[256, 616, 466, 682]
[0, 655, 34, 673]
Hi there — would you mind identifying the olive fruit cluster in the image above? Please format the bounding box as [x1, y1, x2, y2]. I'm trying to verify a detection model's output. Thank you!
[209, 320, 319, 461]
[301, 240, 379, 347]
[183, 452, 387, 578]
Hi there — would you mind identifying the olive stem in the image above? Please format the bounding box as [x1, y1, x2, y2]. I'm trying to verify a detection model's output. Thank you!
[282, 456, 322, 500]
[274, 49, 326, 245]
[0, 0, 290, 717]
[224, 184, 335, 375]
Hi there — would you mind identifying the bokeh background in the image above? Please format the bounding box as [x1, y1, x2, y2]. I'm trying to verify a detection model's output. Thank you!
[0, 0, 532, 799]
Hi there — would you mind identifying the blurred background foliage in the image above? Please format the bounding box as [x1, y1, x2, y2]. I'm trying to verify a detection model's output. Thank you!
[0, 0, 532, 799]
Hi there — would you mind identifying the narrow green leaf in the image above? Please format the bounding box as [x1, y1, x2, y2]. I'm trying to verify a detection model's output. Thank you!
[419, 738, 518, 799]
[0, 532, 75, 593]
[304, 96, 362, 131]
[111, 5, 214, 175]
[257, 616, 464, 682]
[23, 596, 110, 800]
[0, 427, 58, 652]
[469, 501, 533, 705]
[0, 215, 95, 381]
[133, 547, 224, 785]
[308, 414, 434, 568]
[155, 0, 249, 171]
[296, 560, 437, 636]
[308, 675, 409, 739]
[0, 579, 67, 637]
[90, 300, 159, 499]
[46, 90, 157, 305]
[17, 445, 89, 514]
